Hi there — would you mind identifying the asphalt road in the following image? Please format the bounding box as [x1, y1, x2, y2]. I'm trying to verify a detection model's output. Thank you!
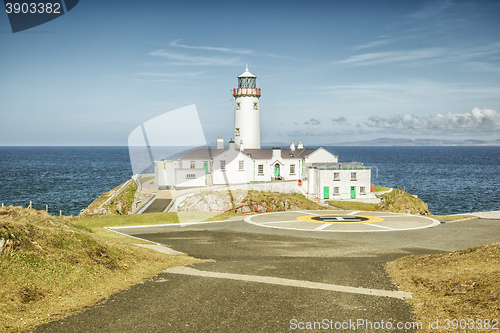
[34, 216, 500, 333]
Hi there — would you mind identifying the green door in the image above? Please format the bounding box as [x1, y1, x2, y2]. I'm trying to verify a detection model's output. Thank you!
[323, 186, 329, 199]
[203, 161, 209, 173]
[350, 186, 356, 199]
[274, 164, 280, 178]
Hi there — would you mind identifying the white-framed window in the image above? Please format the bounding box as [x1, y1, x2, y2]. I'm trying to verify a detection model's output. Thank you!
[351, 172, 357, 180]
[333, 187, 339, 194]
[239, 160, 244, 170]
[360, 186, 366, 194]
[220, 160, 226, 170]
[334, 172, 340, 181]
[253, 102, 259, 110]
[235, 128, 240, 136]
[190, 161, 196, 169]
[186, 174, 195, 179]
[236, 102, 241, 110]
[290, 164, 296, 175]
[258, 164, 264, 175]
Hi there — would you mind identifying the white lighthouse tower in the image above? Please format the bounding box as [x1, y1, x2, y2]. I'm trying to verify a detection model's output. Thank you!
[233, 66, 261, 149]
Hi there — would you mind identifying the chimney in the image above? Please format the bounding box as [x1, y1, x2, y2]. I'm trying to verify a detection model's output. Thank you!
[240, 140, 244, 152]
[229, 138, 235, 150]
[217, 136, 224, 149]
[290, 140, 295, 151]
[272, 146, 281, 160]
[297, 141, 304, 149]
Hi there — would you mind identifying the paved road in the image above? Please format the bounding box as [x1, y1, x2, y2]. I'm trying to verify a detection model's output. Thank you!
[142, 198, 172, 214]
[35, 215, 500, 332]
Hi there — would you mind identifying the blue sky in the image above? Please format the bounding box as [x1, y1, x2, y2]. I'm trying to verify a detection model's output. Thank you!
[1, 0, 499, 145]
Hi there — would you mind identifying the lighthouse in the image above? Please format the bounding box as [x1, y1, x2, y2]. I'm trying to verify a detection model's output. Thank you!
[233, 66, 261, 149]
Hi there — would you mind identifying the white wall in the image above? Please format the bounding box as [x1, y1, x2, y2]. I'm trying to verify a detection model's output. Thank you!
[305, 148, 338, 163]
[234, 95, 260, 149]
[318, 168, 373, 200]
[212, 149, 253, 185]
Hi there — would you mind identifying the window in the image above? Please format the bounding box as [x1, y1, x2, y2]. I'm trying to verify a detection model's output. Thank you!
[258, 164, 264, 175]
[186, 174, 195, 179]
[239, 160, 244, 170]
[220, 160, 226, 170]
[333, 187, 339, 194]
[290, 164, 296, 175]
[351, 172, 357, 180]
[334, 172, 340, 181]
[360, 187, 366, 194]
[190, 161, 195, 169]
[236, 102, 241, 110]
[253, 102, 259, 110]
[235, 128, 240, 136]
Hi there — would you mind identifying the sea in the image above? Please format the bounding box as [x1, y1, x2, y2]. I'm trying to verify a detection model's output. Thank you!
[0, 146, 499, 216]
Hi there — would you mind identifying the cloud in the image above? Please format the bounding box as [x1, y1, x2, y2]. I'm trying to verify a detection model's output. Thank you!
[337, 48, 445, 66]
[303, 118, 321, 126]
[405, 0, 454, 20]
[148, 50, 238, 66]
[169, 39, 252, 55]
[365, 108, 500, 134]
[337, 42, 500, 68]
[332, 117, 347, 125]
[354, 38, 393, 50]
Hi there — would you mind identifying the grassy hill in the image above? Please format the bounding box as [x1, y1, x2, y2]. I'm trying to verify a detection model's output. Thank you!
[0, 206, 204, 332]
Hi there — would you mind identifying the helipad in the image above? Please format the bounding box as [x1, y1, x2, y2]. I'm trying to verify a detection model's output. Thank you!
[244, 210, 440, 232]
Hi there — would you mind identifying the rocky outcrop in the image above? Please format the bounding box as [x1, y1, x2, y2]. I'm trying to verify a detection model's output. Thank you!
[177, 190, 247, 212]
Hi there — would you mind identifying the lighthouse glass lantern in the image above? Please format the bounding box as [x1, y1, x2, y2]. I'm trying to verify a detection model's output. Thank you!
[233, 66, 261, 149]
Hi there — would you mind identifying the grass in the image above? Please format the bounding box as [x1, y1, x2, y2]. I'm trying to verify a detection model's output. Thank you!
[0, 206, 206, 332]
[373, 185, 391, 192]
[327, 200, 378, 211]
[84, 181, 136, 215]
[386, 243, 500, 332]
[430, 215, 476, 222]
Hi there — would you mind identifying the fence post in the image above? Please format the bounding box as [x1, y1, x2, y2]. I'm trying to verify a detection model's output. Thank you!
[46, 205, 48, 213]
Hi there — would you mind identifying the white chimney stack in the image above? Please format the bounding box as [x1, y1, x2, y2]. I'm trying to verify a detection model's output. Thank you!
[290, 140, 295, 151]
[272, 146, 281, 159]
[240, 140, 244, 151]
[217, 136, 224, 149]
[297, 141, 304, 149]
[228, 138, 235, 150]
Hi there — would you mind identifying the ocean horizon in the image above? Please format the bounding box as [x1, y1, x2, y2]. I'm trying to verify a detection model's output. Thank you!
[1, 145, 499, 216]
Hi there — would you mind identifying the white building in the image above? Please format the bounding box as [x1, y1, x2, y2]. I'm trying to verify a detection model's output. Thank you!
[154, 67, 375, 201]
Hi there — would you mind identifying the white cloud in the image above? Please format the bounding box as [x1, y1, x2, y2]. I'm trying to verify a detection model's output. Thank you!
[365, 108, 500, 134]
[354, 38, 393, 50]
[337, 42, 500, 68]
[337, 48, 445, 66]
[148, 50, 238, 66]
[169, 39, 252, 55]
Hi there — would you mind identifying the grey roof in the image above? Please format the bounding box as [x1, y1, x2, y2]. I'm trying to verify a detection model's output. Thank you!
[308, 162, 370, 169]
[178, 148, 225, 160]
[243, 148, 317, 160]
[179, 147, 320, 161]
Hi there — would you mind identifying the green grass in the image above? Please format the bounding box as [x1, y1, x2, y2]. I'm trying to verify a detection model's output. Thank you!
[372, 185, 391, 192]
[387, 243, 500, 332]
[327, 200, 378, 211]
[430, 214, 476, 222]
